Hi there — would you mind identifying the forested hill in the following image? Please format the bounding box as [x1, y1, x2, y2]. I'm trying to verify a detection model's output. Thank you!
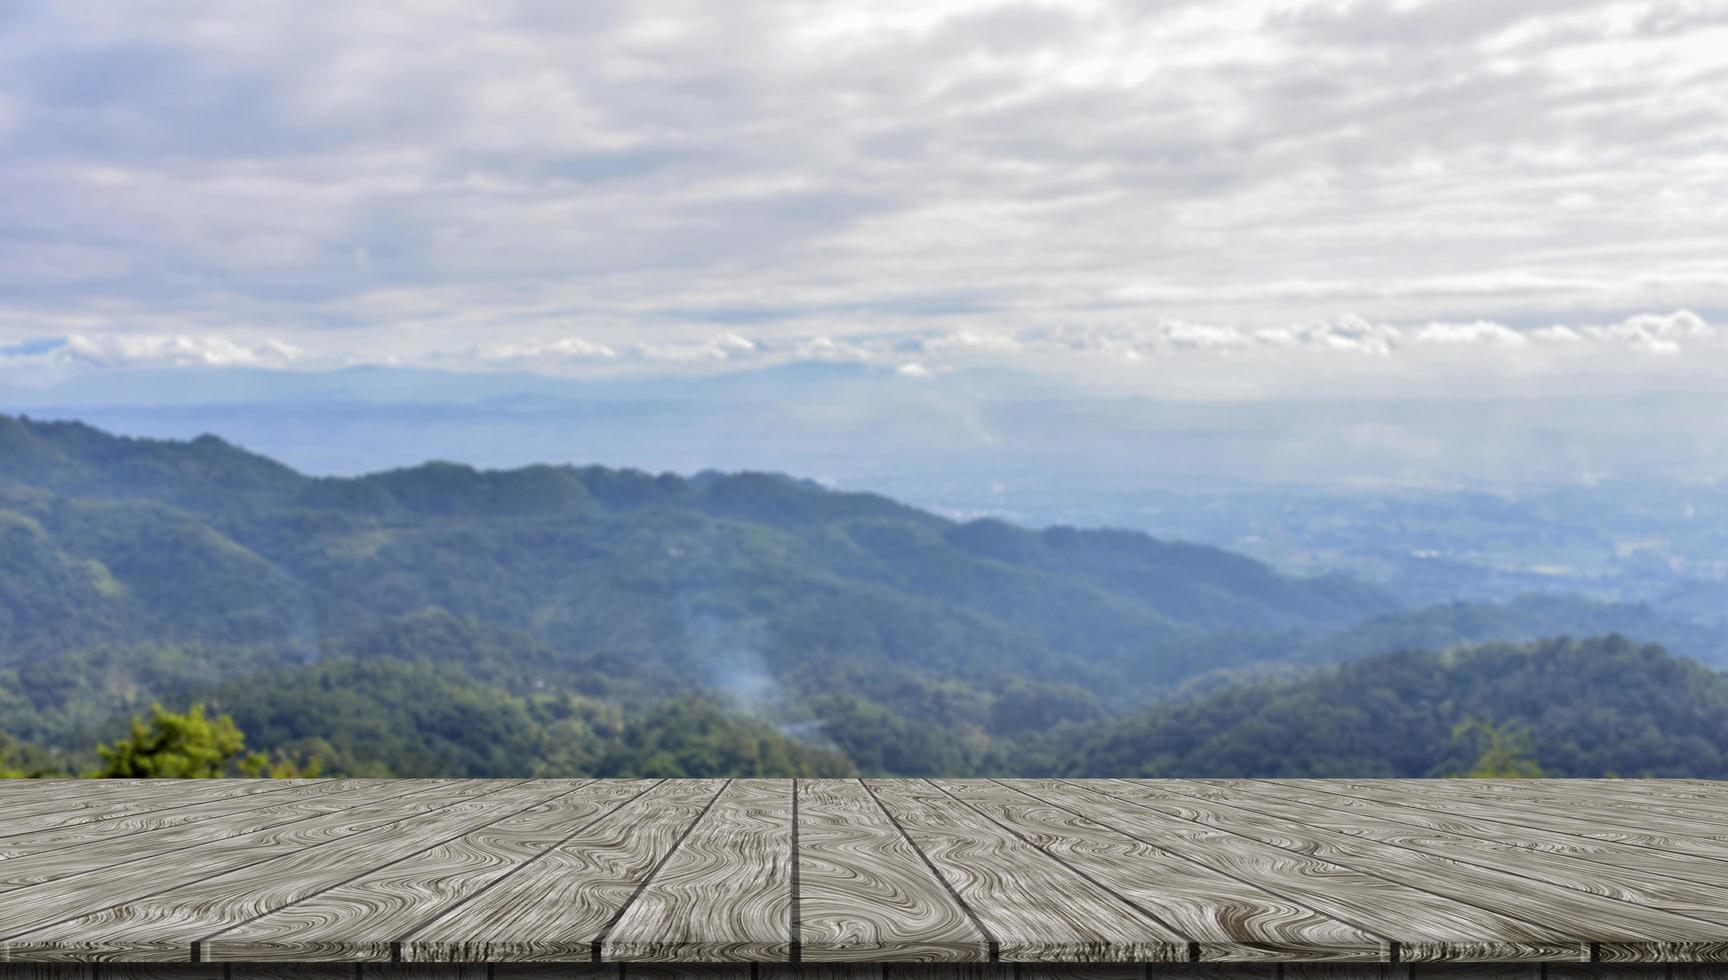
[1063, 635, 1728, 778]
[3, 412, 1725, 777]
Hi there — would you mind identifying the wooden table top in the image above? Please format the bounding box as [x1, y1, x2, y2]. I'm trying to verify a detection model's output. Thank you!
[1, 778, 1726, 964]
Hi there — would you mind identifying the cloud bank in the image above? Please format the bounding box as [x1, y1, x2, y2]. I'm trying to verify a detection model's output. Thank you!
[0, 1, 1723, 397]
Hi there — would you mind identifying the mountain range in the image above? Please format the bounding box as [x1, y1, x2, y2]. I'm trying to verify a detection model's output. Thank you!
[3, 411, 1726, 777]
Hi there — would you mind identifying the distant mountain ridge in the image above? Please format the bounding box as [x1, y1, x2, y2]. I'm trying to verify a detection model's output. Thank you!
[3, 411, 1723, 776]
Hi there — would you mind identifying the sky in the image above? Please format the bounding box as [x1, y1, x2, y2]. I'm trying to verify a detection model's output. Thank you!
[1, 1, 1727, 488]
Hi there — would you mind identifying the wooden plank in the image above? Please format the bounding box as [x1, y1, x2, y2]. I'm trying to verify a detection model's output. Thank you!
[1242, 779, 1728, 889]
[954, 779, 1380, 961]
[0, 779, 524, 960]
[796, 778, 987, 962]
[1043, 779, 1575, 962]
[604, 779, 792, 961]
[402, 779, 726, 962]
[0, 780, 443, 891]
[865, 779, 1185, 962]
[1335, 779, 1728, 840]
[1188, 779, 1728, 921]
[0, 780, 376, 862]
[0, 782, 303, 837]
[1105, 779, 1728, 963]
[1223, 780, 1728, 904]
[206, 780, 651, 960]
[1410, 781, 1728, 835]
[1308, 779, 1728, 860]
[13, 780, 580, 962]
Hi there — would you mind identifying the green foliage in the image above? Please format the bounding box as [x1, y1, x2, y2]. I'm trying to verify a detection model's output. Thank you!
[1448, 719, 1543, 778]
[95, 703, 248, 778]
[7, 413, 1728, 780]
[1064, 636, 1728, 778]
[592, 696, 855, 777]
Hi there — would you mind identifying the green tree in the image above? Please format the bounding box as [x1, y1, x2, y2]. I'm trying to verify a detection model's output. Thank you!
[95, 703, 318, 778]
[1449, 718, 1544, 778]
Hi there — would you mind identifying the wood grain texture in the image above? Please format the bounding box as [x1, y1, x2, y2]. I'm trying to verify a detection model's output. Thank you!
[605, 779, 793, 962]
[1238, 781, 1728, 891]
[1048, 780, 1575, 962]
[0, 783, 292, 839]
[25, 781, 575, 963]
[796, 779, 987, 963]
[1114, 781, 1728, 963]
[0, 781, 444, 891]
[865, 780, 1186, 963]
[1307, 780, 1728, 860]
[960, 779, 1380, 962]
[5, 780, 1728, 964]
[1397, 782, 1728, 837]
[402, 779, 726, 963]
[206, 781, 651, 961]
[0, 780, 526, 961]
[0, 781, 380, 863]
[1186, 781, 1728, 925]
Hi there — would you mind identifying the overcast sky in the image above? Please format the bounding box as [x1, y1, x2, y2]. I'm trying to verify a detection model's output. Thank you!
[1, 0, 1726, 401]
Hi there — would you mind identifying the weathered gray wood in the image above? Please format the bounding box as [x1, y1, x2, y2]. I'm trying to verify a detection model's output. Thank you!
[1043, 779, 1575, 962]
[1214, 780, 1728, 914]
[4, 779, 1728, 964]
[963, 779, 1383, 961]
[1240, 780, 1728, 889]
[28, 781, 576, 962]
[0, 780, 529, 960]
[796, 779, 986, 962]
[1404, 781, 1728, 835]
[605, 779, 793, 962]
[1108, 780, 1728, 963]
[0, 781, 379, 863]
[865, 779, 1185, 962]
[0, 781, 445, 891]
[206, 780, 651, 961]
[402, 779, 725, 962]
[0, 782, 300, 838]
[1308, 779, 1728, 859]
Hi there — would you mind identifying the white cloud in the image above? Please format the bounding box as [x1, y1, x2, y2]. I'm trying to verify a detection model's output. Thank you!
[0, 334, 302, 372]
[0, 1, 1722, 388]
